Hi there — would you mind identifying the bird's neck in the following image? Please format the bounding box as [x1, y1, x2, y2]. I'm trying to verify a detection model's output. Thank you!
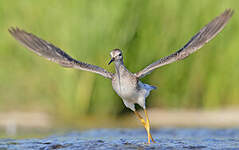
[114, 60, 125, 75]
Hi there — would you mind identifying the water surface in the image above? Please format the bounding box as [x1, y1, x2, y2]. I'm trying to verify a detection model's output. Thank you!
[0, 128, 239, 149]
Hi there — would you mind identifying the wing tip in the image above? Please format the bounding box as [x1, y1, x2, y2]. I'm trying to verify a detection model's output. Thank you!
[223, 8, 234, 19]
[8, 27, 15, 35]
[8, 27, 26, 39]
[8, 26, 19, 33]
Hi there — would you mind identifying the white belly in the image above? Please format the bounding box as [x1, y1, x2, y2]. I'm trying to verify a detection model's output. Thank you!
[111, 64, 156, 111]
[112, 77, 139, 103]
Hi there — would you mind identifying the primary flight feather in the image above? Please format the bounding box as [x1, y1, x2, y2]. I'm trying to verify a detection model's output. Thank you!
[135, 9, 233, 78]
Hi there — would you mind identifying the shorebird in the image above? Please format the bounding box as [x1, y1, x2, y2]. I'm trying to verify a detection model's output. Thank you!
[9, 9, 233, 144]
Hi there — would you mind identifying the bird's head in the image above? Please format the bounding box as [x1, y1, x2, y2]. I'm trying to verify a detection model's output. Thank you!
[108, 49, 123, 65]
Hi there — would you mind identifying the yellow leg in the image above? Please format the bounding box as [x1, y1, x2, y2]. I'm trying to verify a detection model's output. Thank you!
[134, 110, 155, 144]
[144, 109, 155, 143]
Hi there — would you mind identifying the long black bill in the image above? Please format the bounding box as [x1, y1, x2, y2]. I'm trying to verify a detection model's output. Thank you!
[108, 58, 115, 65]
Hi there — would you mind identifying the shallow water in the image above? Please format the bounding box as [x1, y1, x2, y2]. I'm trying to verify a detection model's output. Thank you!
[0, 128, 239, 150]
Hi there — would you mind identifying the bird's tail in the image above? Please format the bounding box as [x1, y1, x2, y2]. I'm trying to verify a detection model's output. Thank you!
[144, 84, 157, 90]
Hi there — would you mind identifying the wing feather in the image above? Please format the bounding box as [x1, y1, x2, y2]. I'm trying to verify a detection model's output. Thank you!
[135, 9, 233, 79]
[9, 27, 113, 79]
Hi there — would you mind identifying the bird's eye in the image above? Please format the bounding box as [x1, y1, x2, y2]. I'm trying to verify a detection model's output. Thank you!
[119, 53, 122, 56]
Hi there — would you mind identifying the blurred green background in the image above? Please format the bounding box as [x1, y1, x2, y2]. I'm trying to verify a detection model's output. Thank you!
[0, 0, 238, 127]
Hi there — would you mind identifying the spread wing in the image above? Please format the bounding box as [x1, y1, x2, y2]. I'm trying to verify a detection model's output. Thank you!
[135, 9, 233, 79]
[9, 27, 113, 79]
